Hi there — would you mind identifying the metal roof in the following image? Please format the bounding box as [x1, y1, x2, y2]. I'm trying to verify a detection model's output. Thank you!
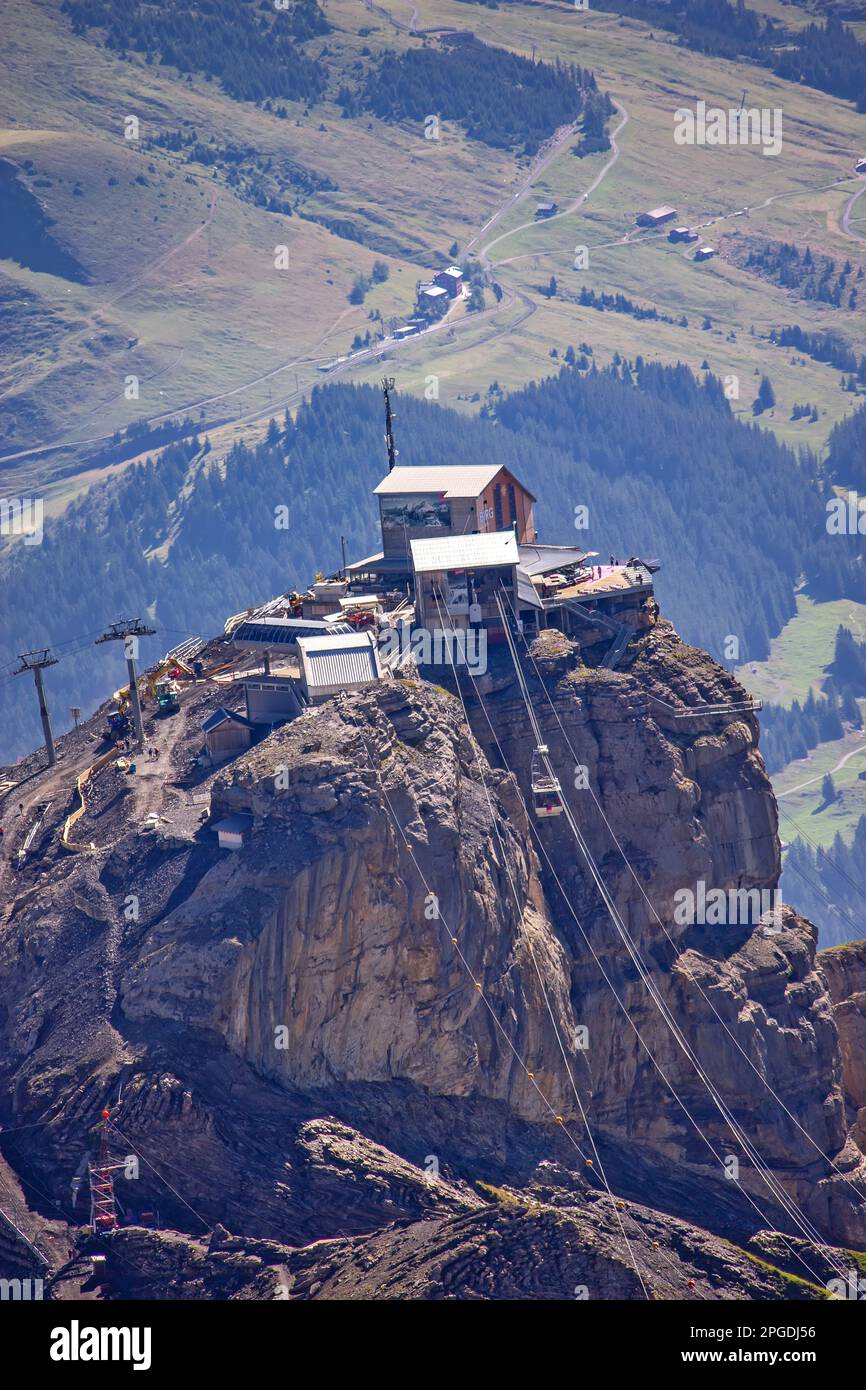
[374, 465, 503, 498]
[212, 813, 253, 834]
[296, 631, 383, 691]
[201, 707, 255, 734]
[518, 544, 596, 577]
[344, 550, 412, 575]
[410, 529, 520, 574]
[232, 618, 351, 647]
[517, 569, 543, 610]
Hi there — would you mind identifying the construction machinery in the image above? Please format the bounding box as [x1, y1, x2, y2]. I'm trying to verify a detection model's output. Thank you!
[105, 705, 131, 741]
[110, 654, 195, 721]
[154, 677, 180, 715]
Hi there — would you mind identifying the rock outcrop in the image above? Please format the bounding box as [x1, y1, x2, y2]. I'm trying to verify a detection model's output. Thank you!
[819, 940, 866, 1158]
[121, 682, 579, 1125]
[2, 611, 866, 1297]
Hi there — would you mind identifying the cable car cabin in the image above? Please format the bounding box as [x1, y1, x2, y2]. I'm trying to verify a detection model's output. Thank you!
[531, 745, 563, 818]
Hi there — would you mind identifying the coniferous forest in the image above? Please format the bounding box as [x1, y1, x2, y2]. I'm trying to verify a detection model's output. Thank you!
[61, 0, 330, 105]
[461, 0, 866, 115]
[782, 816, 866, 947]
[360, 40, 600, 155]
[0, 364, 851, 763]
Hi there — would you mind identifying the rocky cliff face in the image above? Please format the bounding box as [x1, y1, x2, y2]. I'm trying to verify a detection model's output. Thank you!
[2, 611, 866, 1297]
[465, 620, 866, 1245]
[121, 682, 578, 1125]
[819, 940, 866, 1159]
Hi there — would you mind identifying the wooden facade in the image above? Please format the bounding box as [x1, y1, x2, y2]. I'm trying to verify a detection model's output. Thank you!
[378, 466, 536, 559]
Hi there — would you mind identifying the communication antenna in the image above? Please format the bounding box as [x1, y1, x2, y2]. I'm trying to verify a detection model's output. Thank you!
[382, 376, 398, 473]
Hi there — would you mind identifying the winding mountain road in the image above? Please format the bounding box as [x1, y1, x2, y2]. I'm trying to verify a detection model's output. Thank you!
[778, 741, 866, 799]
[470, 99, 630, 268]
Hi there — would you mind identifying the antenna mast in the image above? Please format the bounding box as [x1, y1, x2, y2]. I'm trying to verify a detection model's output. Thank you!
[382, 376, 398, 473]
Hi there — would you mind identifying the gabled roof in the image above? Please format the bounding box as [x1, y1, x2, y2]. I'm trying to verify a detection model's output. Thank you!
[374, 465, 535, 501]
[201, 707, 255, 734]
[212, 813, 253, 834]
[410, 529, 520, 574]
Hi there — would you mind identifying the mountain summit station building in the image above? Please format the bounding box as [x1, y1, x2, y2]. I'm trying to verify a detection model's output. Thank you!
[345, 464, 537, 591]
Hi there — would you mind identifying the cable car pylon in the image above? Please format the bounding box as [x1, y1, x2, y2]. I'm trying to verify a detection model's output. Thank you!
[88, 1108, 123, 1235]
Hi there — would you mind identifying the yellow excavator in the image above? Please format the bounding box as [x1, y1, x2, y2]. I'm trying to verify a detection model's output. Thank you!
[107, 655, 194, 735]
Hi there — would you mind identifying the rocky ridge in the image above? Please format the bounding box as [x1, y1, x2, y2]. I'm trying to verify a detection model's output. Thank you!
[0, 610, 865, 1299]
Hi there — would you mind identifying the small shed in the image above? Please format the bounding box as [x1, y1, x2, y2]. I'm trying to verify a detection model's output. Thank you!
[296, 631, 383, 703]
[535, 202, 558, 219]
[201, 707, 255, 762]
[212, 812, 253, 851]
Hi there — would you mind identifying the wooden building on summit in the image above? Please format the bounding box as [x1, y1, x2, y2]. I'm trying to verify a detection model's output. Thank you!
[345, 464, 536, 589]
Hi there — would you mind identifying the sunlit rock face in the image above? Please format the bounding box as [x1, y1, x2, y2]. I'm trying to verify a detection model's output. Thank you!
[3, 613, 865, 1253]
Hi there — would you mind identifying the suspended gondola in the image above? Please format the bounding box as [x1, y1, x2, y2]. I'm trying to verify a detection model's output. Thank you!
[530, 744, 562, 818]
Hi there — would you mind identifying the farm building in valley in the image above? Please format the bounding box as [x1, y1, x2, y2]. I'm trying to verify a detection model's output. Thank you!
[636, 205, 677, 227]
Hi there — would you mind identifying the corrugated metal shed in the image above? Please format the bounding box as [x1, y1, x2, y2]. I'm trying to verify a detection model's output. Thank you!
[410, 530, 519, 574]
[296, 631, 383, 693]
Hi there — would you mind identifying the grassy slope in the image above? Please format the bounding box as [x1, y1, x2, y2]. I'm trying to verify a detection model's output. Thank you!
[0, 0, 513, 492]
[736, 595, 866, 706]
[400, 1, 866, 439]
[774, 718, 866, 845]
[735, 594, 866, 845]
[5, 0, 866, 496]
